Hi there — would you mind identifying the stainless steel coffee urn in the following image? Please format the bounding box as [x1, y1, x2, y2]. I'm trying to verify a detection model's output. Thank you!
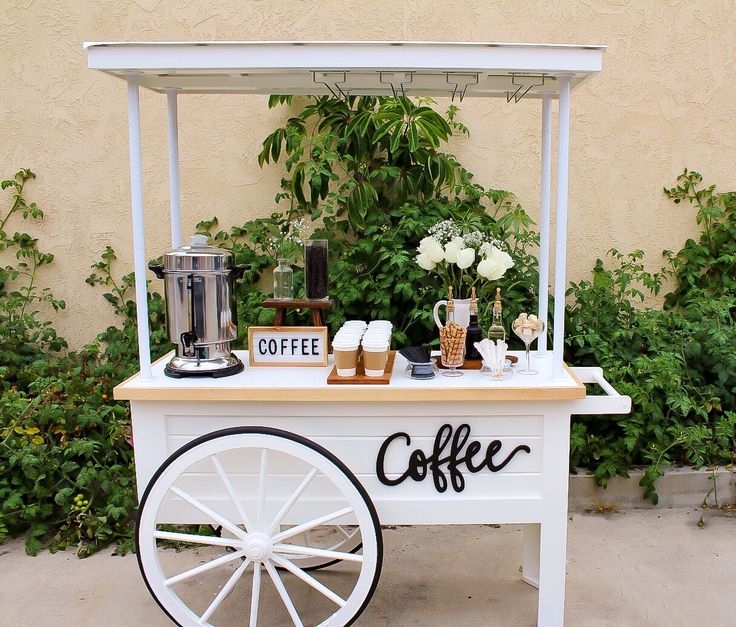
[150, 235, 249, 378]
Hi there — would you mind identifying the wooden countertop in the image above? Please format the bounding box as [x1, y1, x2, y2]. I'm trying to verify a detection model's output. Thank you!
[114, 351, 586, 402]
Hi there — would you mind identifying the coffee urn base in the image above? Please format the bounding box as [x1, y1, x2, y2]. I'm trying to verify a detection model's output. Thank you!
[164, 354, 244, 378]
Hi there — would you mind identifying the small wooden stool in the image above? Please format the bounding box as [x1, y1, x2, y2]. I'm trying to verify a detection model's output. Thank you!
[261, 298, 333, 327]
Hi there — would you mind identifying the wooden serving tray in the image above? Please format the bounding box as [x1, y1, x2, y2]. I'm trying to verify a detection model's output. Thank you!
[327, 351, 396, 384]
[435, 354, 518, 370]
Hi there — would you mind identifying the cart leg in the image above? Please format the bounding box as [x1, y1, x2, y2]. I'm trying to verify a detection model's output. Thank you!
[522, 523, 540, 588]
[537, 410, 571, 627]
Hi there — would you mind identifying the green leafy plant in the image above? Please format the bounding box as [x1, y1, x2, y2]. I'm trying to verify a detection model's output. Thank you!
[662, 169, 736, 307]
[0, 169, 66, 387]
[257, 95, 539, 344]
[259, 95, 458, 228]
[567, 171, 736, 504]
[0, 171, 162, 557]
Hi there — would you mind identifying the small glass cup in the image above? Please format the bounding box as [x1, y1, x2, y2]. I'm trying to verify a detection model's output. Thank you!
[440, 339, 465, 377]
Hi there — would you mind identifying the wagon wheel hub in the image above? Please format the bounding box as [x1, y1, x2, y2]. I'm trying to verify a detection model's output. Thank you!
[242, 532, 274, 562]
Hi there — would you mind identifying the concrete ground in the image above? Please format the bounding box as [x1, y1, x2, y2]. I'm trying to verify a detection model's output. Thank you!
[1, 508, 734, 627]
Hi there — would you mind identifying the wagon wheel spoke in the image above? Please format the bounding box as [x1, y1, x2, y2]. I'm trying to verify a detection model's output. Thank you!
[272, 507, 353, 543]
[256, 449, 268, 527]
[266, 468, 319, 535]
[274, 543, 363, 563]
[169, 486, 248, 540]
[264, 560, 304, 627]
[211, 453, 254, 533]
[153, 529, 241, 548]
[270, 554, 346, 607]
[249, 563, 261, 627]
[164, 549, 248, 587]
[336, 525, 352, 539]
[199, 558, 251, 624]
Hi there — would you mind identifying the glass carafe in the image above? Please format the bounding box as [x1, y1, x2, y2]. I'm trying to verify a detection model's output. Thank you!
[273, 258, 294, 300]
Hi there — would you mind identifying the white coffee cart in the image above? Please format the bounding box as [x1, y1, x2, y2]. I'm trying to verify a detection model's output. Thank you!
[86, 41, 630, 627]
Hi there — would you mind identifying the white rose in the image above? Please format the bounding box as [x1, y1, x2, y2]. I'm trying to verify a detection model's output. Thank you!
[426, 240, 445, 263]
[495, 249, 514, 273]
[443, 238, 464, 263]
[443, 241, 460, 263]
[418, 236, 437, 253]
[418, 236, 445, 263]
[477, 247, 514, 280]
[416, 251, 437, 271]
[477, 257, 502, 279]
[455, 247, 475, 270]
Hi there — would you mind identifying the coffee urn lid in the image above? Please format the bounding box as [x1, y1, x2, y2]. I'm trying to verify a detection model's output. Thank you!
[162, 235, 234, 273]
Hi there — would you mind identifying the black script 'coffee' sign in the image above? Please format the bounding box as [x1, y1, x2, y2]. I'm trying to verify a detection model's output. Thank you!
[376, 423, 531, 493]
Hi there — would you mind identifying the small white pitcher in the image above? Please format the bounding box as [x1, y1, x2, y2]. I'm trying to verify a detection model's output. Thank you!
[433, 298, 471, 329]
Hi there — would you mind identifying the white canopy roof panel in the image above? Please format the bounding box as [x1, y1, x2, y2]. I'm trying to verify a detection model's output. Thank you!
[85, 41, 605, 99]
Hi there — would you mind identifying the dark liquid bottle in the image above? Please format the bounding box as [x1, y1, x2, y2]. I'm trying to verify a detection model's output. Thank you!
[465, 287, 484, 360]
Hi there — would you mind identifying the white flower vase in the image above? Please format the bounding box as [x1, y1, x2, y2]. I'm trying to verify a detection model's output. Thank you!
[433, 298, 471, 329]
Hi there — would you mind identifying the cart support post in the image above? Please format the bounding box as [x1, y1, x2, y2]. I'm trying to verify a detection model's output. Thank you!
[538, 409, 572, 626]
[522, 523, 541, 588]
[166, 88, 182, 248]
[537, 93, 553, 357]
[126, 75, 153, 379]
[552, 76, 571, 379]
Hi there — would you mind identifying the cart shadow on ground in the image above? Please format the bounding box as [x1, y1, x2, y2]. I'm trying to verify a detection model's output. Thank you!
[156, 524, 537, 626]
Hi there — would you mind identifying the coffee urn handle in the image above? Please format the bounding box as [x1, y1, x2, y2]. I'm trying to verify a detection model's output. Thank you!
[149, 263, 165, 279]
[231, 264, 250, 280]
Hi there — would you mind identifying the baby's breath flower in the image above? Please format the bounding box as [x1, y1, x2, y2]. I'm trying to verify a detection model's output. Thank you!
[427, 219, 461, 244]
[463, 231, 485, 248]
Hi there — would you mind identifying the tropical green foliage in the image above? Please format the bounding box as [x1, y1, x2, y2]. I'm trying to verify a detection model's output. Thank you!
[255, 95, 539, 344]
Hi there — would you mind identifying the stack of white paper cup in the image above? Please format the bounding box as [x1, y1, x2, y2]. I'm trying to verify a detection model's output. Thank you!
[333, 321, 367, 377]
[361, 322, 391, 377]
[333, 335, 361, 376]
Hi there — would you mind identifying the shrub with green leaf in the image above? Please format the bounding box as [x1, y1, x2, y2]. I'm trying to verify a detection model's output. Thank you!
[567, 170, 736, 503]
[0, 171, 168, 556]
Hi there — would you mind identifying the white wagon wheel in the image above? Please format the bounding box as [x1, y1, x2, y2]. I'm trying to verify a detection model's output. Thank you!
[136, 427, 382, 626]
[211, 523, 362, 571]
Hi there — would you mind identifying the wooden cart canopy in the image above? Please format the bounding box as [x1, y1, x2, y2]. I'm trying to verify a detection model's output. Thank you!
[84, 41, 606, 98]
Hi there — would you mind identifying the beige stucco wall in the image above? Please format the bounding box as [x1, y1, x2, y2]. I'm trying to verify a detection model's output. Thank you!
[2, 0, 735, 348]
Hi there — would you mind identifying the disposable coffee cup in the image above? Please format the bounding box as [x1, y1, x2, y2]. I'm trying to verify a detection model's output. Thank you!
[343, 320, 367, 328]
[335, 329, 364, 338]
[335, 331, 363, 344]
[361, 338, 390, 377]
[333, 336, 361, 377]
[361, 333, 389, 345]
[367, 323, 392, 331]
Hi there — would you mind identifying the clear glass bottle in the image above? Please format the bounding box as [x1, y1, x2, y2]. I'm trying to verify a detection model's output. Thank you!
[487, 287, 506, 342]
[304, 239, 329, 300]
[273, 258, 294, 300]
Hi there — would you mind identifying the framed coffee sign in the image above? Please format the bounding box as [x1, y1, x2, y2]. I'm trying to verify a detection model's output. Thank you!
[247, 326, 329, 367]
